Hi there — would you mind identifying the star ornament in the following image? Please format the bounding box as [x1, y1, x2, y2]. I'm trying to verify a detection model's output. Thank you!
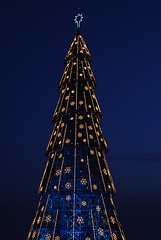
[74, 13, 83, 28]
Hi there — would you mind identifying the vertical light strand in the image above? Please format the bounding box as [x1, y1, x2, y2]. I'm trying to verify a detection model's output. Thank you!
[86, 155, 93, 192]
[83, 90, 91, 147]
[110, 195, 126, 239]
[58, 63, 68, 91]
[91, 116, 100, 148]
[76, 36, 79, 55]
[65, 91, 71, 115]
[56, 84, 67, 116]
[101, 194, 113, 238]
[113, 209, 125, 238]
[73, 148, 77, 238]
[76, 57, 78, 81]
[83, 91, 88, 115]
[52, 119, 63, 147]
[69, 62, 73, 83]
[87, 81, 97, 113]
[80, 36, 90, 54]
[72, 80, 78, 239]
[36, 194, 50, 240]
[27, 198, 41, 240]
[57, 157, 64, 191]
[92, 89, 101, 114]
[95, 150, 107, 192]
[90, 209, 96, 240]
[44, 154, 56, 193]
[61, 121, 68, 149]
[81, 60, 86, 79]
[102, 152, 116, 193]
[46, 117, 63, 151]
[51, 209, 59, 240]
[38, 161, 49, 193]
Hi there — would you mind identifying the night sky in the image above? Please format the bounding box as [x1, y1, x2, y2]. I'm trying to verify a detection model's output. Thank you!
[1, 0, 161, 239]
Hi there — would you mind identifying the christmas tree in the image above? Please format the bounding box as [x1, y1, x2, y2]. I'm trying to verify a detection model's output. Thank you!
[27, 14, 126, 240]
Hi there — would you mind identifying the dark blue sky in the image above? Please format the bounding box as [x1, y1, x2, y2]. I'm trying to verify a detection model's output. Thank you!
[0, 0, 161, 239]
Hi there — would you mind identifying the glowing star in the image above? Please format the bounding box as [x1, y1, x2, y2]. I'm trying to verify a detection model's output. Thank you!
[74, 13, 83, 28]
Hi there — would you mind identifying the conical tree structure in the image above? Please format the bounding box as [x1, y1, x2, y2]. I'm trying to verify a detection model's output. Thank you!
[27, 26, 126, 240]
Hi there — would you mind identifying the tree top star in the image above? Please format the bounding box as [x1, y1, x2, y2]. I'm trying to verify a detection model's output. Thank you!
[74, 13, 83, 28]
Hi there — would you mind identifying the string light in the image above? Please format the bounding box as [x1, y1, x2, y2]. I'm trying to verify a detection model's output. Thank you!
[78, 115, 83, 120]
[93, 184, 97, 190]
[81, 178, 87, 185]
[78, 133, 82, 137]
[70, 101, 75, 106]
[55, 236, 60, 240]
[77, 216, 84, 224]
[89, 134, 93, 139]
[82, 201, 87, 206]
[65, 139, 70, 144]
[45, 215, 51, 222]
[66, 195, 71, 201]
[55, 169, 61, 176]
[113, 233, 118, 240]
[65, 182, 72, 189]
[79, 100, 84, 105]
[37, 217, 41, 224]
[96, 206, 101, 211]
[32, 231, 36, 239]
[90, 150, 94, 155]
[110, 216, 116, 224]
[98, 228, 104, 236]
[103, 168, 107, 175]
[65, 96, 69, 100]
[65, 167, 71, 173]
[79, 124, 84, 129]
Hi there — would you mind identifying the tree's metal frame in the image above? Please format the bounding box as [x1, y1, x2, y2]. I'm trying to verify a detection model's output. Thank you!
[27, 26, 126, 240]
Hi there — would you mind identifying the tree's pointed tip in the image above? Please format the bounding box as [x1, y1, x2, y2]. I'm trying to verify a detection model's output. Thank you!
[76, 28, 81, 35]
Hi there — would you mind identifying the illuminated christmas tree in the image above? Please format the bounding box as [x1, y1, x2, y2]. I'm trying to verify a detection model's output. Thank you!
[27, 14, 126, 240]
